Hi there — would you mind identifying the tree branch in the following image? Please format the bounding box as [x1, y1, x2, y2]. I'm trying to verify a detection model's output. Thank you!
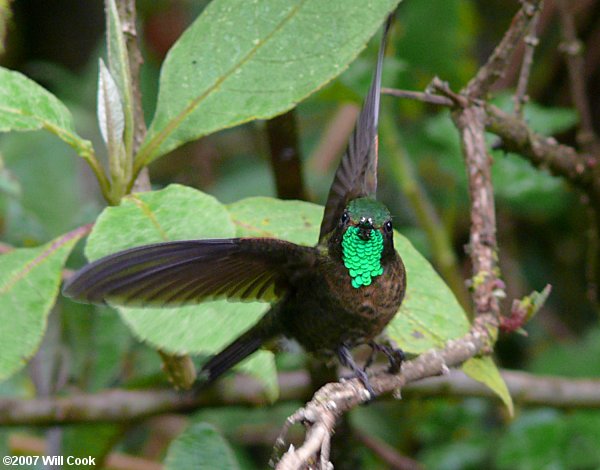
[382, 87, 596, 195]
[464, 0, 543, 99]
[4, 366, 600, 427]
[484, 103, 595, 190]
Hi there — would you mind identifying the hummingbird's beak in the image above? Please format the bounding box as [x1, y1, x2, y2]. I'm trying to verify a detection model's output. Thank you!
[358, 217, 373, 240]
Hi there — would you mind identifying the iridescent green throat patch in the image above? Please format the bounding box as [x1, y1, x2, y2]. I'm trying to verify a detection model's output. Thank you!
[342, 226, 384, 288]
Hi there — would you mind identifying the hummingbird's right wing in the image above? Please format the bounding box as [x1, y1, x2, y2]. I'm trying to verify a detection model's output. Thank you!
[318, 16, 392, 242]
[63, 238, 318, 306]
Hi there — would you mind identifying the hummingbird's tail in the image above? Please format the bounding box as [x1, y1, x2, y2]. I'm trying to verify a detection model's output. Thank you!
[197, 310, 279, 386]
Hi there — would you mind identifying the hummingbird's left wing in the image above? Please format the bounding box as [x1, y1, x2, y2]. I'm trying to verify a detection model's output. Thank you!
[63, 238, 318, 306]
[318, 16, 392, 242]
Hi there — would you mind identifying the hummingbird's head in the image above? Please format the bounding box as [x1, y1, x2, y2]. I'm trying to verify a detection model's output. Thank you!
[339, 197, 393, 241]
[334, 197, 395, 288]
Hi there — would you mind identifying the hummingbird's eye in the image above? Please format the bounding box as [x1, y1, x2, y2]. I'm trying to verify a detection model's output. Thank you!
[341, 212, 349, 224]
[384, 220, 393, 233]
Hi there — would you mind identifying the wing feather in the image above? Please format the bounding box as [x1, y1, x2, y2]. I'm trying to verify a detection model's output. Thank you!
[63, 238, 318, 306]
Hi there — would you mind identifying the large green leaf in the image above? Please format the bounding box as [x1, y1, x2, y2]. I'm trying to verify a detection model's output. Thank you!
[84, 184, 277, 398]
[387, 231, 470, 352]
[0, 226, 88, 380]
[164, 422, 240, 470]
[0, 67, 94, 161]
[227, 196, 322, 244]
[138, 0, 401, 163]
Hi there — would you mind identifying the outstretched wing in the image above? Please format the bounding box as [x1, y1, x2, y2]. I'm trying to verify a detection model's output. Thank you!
[63, 238, 318, 306]
[318, 16, 392, 242]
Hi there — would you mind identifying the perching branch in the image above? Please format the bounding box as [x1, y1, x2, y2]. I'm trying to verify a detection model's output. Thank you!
[274, 315, 497, 470]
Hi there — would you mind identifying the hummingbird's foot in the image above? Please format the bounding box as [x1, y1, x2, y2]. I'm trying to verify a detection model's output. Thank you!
[368, 341, 405, 374]
[337, 345, 376, 400]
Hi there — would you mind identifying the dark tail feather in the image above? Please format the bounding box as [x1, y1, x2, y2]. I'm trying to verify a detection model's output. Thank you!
[198, 327, 266, 385]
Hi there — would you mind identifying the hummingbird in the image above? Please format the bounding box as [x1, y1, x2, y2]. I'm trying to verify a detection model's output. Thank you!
[63, 16, 406, 397]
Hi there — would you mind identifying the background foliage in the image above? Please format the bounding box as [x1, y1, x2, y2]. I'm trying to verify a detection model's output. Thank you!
[0, 0, 598, 468]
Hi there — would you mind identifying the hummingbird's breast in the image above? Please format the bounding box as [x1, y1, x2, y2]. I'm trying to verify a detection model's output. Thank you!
[280, 251, 406, 356]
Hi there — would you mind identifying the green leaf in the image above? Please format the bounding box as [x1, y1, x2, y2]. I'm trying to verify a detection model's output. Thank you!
[164, 421, 240, 470]
[0, 226, 88, 380]
[0, 67, 95, 161]
[85, 184, 233, 259]
[105, 0, 134, 158]
[138, 0, 401, 163]
[84, 184, 277, 398]
[386, 231, 470, 352]
[463, 356, 513, 416]
[0, 132, 96, 241]
[227, 196, 322, 244]
[97, 60, 125, 157]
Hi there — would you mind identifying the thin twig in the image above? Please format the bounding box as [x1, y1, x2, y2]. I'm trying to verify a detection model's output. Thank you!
[356, 432, 423, 470]
[383, 87, 595, 194]
[514, 7, 542, 116]
[465, 0, 543, 99]
[381, 87, 453, 107]
[484, 103, 594, 191]
[454, 103, 502, 318]
[554, 0, 600, 309]
[555, 0, 598, 152]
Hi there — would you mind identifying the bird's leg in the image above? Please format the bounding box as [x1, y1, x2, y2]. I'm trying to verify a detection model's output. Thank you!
[368, 340, 405, 374]
[337, 344, 376, 399]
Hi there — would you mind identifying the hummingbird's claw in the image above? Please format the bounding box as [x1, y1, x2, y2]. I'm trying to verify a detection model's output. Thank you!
[337, 344, 377, 401]
[367, 341, 405, 374]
